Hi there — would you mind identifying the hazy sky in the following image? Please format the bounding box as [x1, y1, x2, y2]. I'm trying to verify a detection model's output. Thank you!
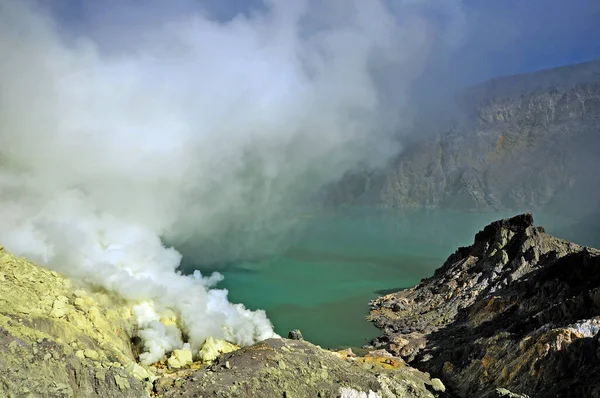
[47, 0, 600, 86]
[460, 0, 600, 79]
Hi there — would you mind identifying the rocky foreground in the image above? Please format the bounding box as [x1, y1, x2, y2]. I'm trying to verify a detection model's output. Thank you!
[0, 244, 445, 397]
[370, 214, 600, 397]
[2, 213, 598, 397]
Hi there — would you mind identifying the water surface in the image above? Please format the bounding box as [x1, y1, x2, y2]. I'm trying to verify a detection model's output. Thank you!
[216, 207, 511, 348]
[198, 207, 597, 348]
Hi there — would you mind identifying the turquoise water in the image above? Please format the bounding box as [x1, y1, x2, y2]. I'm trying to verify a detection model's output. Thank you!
[214, 208, 513, 348]
[188, 207, 597, 349]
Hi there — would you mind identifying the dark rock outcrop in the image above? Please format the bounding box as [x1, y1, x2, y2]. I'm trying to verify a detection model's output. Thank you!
[369, 214, 600, 397]
[288, 329, 304, 340]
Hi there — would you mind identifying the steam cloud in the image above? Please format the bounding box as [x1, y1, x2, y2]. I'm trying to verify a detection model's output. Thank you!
[0, 0, 463, 363]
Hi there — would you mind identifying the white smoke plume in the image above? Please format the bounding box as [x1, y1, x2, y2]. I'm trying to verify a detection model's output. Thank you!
[0, 0, 464, 363]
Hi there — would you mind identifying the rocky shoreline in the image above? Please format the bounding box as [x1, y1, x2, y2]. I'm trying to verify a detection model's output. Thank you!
[369, 213, 600, 397]
[1, 213, 598, 397]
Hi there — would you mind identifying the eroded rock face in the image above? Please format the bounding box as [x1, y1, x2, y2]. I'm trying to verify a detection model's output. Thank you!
[328, 60, 600, 214]
[156, 338, 444, 398]
[369, 214, 600, 397]
[0, 246, 147, 398]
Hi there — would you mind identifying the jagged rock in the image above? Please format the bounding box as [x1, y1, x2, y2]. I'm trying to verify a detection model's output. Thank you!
[49, 296, 70, 318]
[0, 246, 147, 397]
[288, 328, 304, 340]
[126, 363, 153, 382]
[197, 336, 238, 363]
[156, 338, 443, 398]
[167, 349, 193, 369]
[370, 214, 600, 397]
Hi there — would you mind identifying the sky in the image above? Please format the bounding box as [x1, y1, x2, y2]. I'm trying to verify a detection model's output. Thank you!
[459, 0, 600, 80]
[47, 0, 600, 87]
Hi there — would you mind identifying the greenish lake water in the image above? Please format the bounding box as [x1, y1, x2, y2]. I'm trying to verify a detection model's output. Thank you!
[194, 207, 598, 349]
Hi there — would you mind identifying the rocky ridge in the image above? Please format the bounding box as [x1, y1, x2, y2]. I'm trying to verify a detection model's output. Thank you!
[369, 214, 600, 397]
[328, 60, 600, 214]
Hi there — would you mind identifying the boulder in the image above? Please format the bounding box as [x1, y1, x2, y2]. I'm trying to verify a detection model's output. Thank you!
[197, 336, 238, 363]
[288, 329, 304, 340]
[167, 349, 193, 369]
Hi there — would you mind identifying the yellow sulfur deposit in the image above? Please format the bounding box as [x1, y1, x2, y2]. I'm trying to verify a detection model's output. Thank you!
[167, 349, 193, 369]
[197, 337, 239, 363]
[0, 245, 148, 397]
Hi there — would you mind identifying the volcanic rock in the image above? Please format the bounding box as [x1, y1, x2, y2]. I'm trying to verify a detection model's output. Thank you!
[370, 213, 600, 397]
[156, 338, 444, 398]
[0, 245, 146, 397]
[288, 328, 304, 340]
[328, 60, 600, 216]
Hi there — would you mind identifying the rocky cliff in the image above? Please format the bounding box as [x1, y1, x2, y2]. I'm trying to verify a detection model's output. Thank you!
[329, 60, 600, 214]
[369, 214, 600, 397]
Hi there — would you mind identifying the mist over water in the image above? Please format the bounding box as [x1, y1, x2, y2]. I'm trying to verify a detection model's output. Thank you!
[209, 206, 600, 349]
[208, 206, 493, 348]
